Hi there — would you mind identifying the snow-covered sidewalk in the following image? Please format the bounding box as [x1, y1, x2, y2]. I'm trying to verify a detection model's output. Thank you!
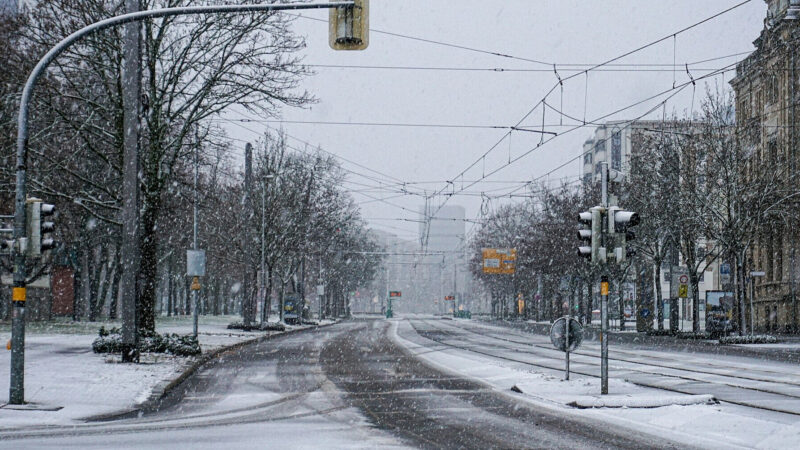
[392, 319, 800, 450]
[0, 315, 308, 428]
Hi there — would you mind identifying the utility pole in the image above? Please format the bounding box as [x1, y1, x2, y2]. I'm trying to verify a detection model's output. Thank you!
[191, 129, 199, 338]
[260, 180, 266, 324]
[453, 255, 458, 315]
[242, 143, 253, 327]
[600, 162, 610, 395]
[119, 0, 142, 364]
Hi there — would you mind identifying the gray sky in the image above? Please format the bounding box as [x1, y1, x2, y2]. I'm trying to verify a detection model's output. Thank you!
[224, 0, 765, 242]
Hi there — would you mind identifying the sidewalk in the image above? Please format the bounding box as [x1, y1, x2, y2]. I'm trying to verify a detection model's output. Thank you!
[0, 315, 308, 428]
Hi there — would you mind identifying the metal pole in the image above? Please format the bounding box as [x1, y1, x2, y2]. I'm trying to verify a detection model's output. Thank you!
[117, 0, 142, 368]
[243, 144, 253, 326]
[750, 276, 755, 336]
[9, 0, 355, 406]
[565, 316, 571, 381]
[192, 129, 199, 338]
[601, 162, 609, 395]
[261, 181, 266, 324]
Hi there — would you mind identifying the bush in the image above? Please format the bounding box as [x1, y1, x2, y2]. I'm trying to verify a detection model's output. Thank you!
[719, 335, 778, 345]
[227, 321, 288, 332]
[261, 322, 287, 331]
[675, 332, 711, 340]
[92, 328, 201, 356]
[646, 330, 676, 337]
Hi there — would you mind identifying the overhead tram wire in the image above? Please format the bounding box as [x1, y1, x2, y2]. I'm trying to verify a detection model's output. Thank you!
[228, 114, 432, 196]
[223, 117, 428, 197]
[420, 0, 753, 245]
[292, 13, 552, 66]
[501, 64, 739, 198]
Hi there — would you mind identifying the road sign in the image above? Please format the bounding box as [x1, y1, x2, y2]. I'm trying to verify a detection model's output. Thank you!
[640, 308, 651, 318]
[389, 291, 401, 298]
[186, 250, 206, 277]
[550, 317, 583, 352]
[670, 266, 689, 298]
[317, 285, 325, 296]
[678, 284, 688, 298]
[482, 248, 516, 274]
[190, 276, 201, 291]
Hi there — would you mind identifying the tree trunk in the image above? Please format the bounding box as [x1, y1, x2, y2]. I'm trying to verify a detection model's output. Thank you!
[138, 191, 162, 332]
[654, 260, 664, 331]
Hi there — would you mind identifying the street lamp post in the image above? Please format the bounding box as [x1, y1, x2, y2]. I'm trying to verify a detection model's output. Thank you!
[8, 0, 355, 406]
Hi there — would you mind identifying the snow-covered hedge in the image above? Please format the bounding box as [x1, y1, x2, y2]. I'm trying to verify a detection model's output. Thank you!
[92, 327, 201, 356]
[227, 321, 286, 332]
[645, 330, 676, 337]
[718, 335, 778, 345]
[676, 332, 711, 340]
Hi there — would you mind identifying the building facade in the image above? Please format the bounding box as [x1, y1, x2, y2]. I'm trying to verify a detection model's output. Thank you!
[730, 0, 800, 333]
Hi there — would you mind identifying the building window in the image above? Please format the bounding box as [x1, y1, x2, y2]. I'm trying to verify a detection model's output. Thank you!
[584, 152, 593, 165]
[767, 74, 779, 105]
[594, 139, 606, 154]
[611, 130, 622, 171]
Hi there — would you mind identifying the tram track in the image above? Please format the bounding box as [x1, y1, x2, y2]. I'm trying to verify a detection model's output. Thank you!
[407, 319, 800, 417]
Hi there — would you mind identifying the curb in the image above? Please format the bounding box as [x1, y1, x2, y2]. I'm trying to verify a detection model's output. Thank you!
[86, 321, 337, 422]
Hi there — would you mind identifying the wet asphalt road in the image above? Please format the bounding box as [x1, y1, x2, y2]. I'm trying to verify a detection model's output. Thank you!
[0, 319, 680, 449]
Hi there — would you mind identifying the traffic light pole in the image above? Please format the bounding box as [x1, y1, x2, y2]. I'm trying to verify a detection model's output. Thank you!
[9, 0, 354, 406]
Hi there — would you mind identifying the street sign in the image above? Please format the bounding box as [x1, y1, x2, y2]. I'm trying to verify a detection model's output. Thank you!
[190, 276, 201, 291]
[482, 248, 516, 274]
[670, 266, 689, 298]
[720, 263, 732, 286]
[550, 317, 583, 352]
[389, 291, 401, 298]
[750, 271, 766, 277]
[186, 250, 206, 277]
[678, 284, 688, 298]
[444, 295, 455, 301]
[316, 285, 325, 296]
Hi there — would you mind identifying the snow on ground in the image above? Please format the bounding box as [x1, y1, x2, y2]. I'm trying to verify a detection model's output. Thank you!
[0, 315, 303, 428]
[391, 319, 800, 450]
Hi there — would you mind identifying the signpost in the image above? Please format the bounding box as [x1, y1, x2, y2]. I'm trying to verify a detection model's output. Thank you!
[387, 291, 400, 318]
[550, 317, 583, 380]
[482, 248, 517, 274]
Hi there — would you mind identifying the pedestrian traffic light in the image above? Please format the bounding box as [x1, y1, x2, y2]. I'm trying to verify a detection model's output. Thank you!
[329, 0, 369, 50]
[577, 207, 604, 263]
[25, 199, 56, 257]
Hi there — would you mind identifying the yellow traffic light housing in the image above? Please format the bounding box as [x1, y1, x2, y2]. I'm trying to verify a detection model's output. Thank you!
[329, 0, 369, 50]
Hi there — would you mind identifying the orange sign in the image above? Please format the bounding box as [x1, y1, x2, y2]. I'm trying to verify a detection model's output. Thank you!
[601, 281, 609, 296]
[389, 291, 402, 298]
[482, 248, 517, 274]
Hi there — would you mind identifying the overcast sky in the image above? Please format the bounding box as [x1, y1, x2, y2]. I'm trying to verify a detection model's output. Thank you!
[222, 0, 765, 242]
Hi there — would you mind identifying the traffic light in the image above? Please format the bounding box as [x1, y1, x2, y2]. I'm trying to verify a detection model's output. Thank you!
[577, 207, 604, 263]
[25, 199, 56, 257]
[609, 208, 639, 263]
[329, 0, 369, 50]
